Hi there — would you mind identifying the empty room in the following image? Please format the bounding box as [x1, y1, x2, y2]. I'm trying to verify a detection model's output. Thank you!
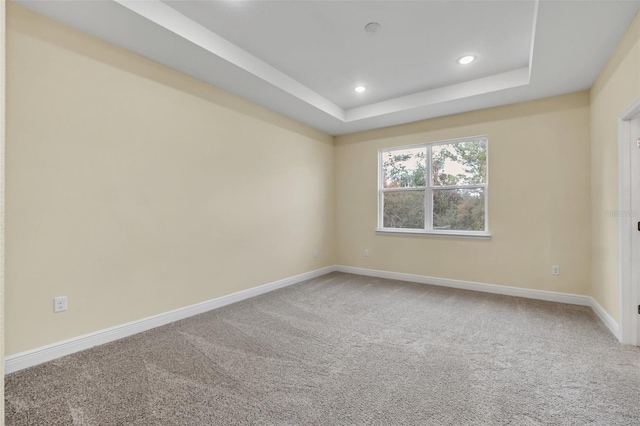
[3, 0, 640, 424]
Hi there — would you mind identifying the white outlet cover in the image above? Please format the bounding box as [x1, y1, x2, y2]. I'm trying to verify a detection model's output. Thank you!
[54, 296, 67, 313]
[551, 266, 560, 275]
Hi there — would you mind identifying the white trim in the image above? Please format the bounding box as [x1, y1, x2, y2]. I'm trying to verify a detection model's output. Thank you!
[336, 266, 590, 305]
[620, 98, 640, 126]
[335, 266, 620, 339]
[378, 135, 490, 153]
[527, 0, 539, 80]
[426, 145, 433, 231]
[6, 264, 622, 375]
[484, 139, 490, 233]
[4, 266, 336, 375]
[378, 136, 489, 235]
[345, 67, 530, 122]
[375, 230, 491, 239]
[618, 97, 640, 345]
[114, 0, 345, 121]
[590, 297, 621, 341]
[618, 114, 632, 343]
[381, 184, 487, 192]
[109, 0, 538, 124]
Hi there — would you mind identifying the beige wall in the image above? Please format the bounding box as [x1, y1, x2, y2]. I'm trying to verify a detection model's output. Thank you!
[5, 4, 335, 355]
[590, 13, 640, 321]
[1, 0, 6, 417]
[335, 92, 592, 296]
[6, 1, 638, 359]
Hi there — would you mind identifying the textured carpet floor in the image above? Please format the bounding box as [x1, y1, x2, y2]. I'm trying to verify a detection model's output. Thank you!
[5, 272, 640, 425]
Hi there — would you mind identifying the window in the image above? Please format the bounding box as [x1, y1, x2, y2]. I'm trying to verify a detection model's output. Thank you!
[378, 136, 488, 236]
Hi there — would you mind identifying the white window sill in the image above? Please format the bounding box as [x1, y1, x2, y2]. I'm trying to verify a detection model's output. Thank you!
[376, 229, 492, 239]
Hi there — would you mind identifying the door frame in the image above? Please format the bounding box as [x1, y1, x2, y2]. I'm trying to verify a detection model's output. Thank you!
[619, 98, 640, 345]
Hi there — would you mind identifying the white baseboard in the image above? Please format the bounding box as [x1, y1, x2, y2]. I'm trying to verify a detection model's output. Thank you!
[335, 265, 621, 340]
[335, 265, 592, 305]
[6, 264, 622, 374]
[589, 297, 621, 340]
[5, 266, 336, 375]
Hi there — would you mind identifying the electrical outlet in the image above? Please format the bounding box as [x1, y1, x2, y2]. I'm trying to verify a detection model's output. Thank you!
[54, 296, 67, 313]
[313, 249, 319, 258]
[551, 266, 560, 276]
[364, 249, 369, 257]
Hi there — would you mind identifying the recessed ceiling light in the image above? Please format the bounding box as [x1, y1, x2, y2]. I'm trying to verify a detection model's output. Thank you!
[354, 86, 366, 93]
[458, 55, 475, 65]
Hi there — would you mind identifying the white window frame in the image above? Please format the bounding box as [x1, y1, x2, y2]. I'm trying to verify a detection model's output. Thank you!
[377, 135, 490, 238]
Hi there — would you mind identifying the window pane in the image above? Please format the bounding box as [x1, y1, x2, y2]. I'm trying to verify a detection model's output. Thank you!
[432, 140, 486, 186]
[382, 147, 427, 188]
[383, 191, 425, 229]
[433, 188, 485, 231]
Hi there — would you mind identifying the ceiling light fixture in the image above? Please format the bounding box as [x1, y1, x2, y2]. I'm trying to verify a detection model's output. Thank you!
[458, 55, 475, 65]
[354, 86, 367, 93]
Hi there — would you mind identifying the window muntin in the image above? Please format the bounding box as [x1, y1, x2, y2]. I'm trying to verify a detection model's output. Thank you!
[379, 137, 488, 235]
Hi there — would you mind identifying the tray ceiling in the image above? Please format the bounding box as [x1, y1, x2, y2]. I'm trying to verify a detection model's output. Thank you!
[14, 0, 640, 135]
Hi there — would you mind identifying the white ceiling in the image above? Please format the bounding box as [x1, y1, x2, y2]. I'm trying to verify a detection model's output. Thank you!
[15, 0, 640, 135]
[165, 0, 535, 110]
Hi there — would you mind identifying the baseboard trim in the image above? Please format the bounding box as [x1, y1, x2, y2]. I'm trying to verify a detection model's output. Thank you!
[5, 266, 336, 375]
[336, 265, 591, 305]
[6, 264, 622, 374]
[335, 265, 621, 339]
[589, 297, 621, 341]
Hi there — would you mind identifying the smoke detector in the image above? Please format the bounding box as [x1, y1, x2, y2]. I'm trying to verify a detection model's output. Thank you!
[365, 22, 381, 33]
